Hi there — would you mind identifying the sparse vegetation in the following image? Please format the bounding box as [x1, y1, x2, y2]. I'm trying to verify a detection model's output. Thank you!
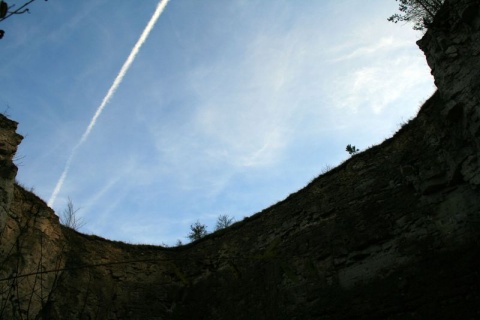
[388, 0, 444, 30]
[187, 220, 208, 242]
[60, 197, 85, 231]
[215, 214, 235, 231]
[185, 215, 235, 242]
[14, 179, 35, 193]
[346, 144, 360, 155]
[321, 164, 333, 174]
[1, 105, 10, 117]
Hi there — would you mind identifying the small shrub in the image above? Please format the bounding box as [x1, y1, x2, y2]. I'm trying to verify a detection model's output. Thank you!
[187, 220, 208, 241]
[346, 144, 360, 155]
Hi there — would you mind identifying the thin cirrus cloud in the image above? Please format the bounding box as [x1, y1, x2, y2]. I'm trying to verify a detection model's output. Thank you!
[332, 54, 433, 115]
[330, 37, 411, 63]
[115, 5, 433, 213]
[6, 0, 437, 245]
[180, 33, 311, 170]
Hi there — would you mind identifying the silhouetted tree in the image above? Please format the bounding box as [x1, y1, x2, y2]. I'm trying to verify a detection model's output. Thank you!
[346, 144, 359, 155]
[388, 0, 444, 30]
[60, 198, 85, 231]
[215, 214, 235, 231]
[0, 0, 48, 39]
[187, 220, 208, 241]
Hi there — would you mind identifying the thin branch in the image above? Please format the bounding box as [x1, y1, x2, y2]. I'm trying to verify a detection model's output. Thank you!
[0, 0, 37, 22]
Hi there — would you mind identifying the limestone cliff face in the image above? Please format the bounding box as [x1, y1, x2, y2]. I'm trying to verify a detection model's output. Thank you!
[0, 115, 22, 233]
[0, 115, 65, 319]
[1, 0, 480, 318]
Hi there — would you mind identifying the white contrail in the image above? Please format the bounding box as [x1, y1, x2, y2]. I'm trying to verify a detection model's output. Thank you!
[48, 0, 170, 207]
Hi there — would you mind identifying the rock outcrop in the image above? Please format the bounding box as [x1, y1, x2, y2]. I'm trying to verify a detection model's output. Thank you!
[0, 115, 22, 233]
[1, 0, 480, 318]
[0, 115, 65, 319]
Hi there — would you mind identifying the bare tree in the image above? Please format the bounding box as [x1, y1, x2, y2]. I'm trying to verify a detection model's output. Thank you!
[60, 198, 85, 231]
[388, 0, 444, 30]
[215, 214, 235, 231]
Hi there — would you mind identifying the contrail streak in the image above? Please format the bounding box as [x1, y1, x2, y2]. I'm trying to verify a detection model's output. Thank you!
[48, 0, 170, 207]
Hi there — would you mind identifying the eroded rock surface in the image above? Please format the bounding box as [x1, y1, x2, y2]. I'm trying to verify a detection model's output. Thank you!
[1, 0, 480, 318]
[0, 115, 22, 233]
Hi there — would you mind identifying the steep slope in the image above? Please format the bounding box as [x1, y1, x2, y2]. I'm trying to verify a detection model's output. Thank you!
[1, 0, 480, 318]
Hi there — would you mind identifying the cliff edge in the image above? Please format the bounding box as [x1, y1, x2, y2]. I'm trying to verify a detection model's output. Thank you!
[1, 0, 480, 318]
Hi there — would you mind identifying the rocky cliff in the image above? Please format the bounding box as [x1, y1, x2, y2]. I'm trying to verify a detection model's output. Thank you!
[1, 0, 480, 318]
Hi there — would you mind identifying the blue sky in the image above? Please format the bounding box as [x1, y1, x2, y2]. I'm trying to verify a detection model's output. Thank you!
[1, 0, 435, 245]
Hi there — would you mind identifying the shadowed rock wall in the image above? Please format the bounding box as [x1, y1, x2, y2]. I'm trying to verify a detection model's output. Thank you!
[0, 115, 22, 234]
[1, 0, 480, 318]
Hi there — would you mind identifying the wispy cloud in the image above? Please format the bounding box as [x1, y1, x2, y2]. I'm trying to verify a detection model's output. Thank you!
[134, 4, 434, 207]
[184, 31, 308, 168]
[332, 55, 433, 114]
[330, 37, 411, 62]
[4, 0, 438, 246]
